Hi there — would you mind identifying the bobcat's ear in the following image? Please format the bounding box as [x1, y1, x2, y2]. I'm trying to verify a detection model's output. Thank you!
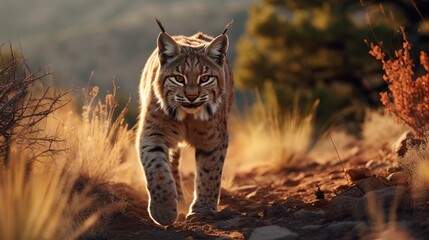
[204, 35, 228, 66]
[157, 32, 181, 65]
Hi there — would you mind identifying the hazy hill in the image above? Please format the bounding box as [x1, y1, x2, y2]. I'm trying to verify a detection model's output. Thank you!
[1, 0, 254, 119]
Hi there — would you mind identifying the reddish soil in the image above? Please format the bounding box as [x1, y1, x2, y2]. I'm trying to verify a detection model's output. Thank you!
[94, 140, 429, 240]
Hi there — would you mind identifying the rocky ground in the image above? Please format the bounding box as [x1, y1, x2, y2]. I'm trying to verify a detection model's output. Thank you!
[92, 137, 429, 240]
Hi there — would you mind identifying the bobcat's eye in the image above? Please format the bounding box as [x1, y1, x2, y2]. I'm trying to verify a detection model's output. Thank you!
[199, 75, 210, 83]
[175, 75, 185, 83]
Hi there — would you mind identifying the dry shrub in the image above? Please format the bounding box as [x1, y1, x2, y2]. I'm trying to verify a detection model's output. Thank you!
[367, 28, 429, 140]
[0, 46, 68, 166]
[368, 28, 429, 207]
[229, 84, 318, 169]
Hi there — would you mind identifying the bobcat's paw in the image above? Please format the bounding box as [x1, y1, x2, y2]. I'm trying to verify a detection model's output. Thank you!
[148, 196, 178, 226]
[186, 207, 216, 222]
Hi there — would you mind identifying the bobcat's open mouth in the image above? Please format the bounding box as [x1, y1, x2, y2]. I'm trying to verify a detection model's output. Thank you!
[181, 102, 204, 109]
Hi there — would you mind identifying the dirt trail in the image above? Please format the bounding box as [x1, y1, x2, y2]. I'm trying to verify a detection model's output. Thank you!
[99, 140, 428, 240]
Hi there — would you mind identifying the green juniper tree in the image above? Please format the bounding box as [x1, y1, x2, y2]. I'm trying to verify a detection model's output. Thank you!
[235, 0, 429, 128]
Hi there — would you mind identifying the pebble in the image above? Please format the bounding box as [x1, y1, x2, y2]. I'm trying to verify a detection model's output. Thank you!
[362, 186, 406, 210]
[293, 209, 326, 221]
[387, 172, 408, 186]
[216, 206, 239, 219]
[300, 224, 322, 231]
[327, 196, 364, 220]
[392, 131, 425, 157]
[356, 177, 389, 193]
[263, 204, 286, 218]
[214, 237, 233, 240]
[247, 211, 260, 218]
[214, 217, 252, 231]
[346, 167, 371, 181]
[326, 221, 360, 238]
[249, 225, 299, 240]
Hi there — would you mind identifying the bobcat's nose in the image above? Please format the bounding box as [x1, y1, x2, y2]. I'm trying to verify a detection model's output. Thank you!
[185, 94, 198, 102]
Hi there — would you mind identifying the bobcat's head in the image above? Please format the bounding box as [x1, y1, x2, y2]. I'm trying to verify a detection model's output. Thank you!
[153, 20, 230, 121]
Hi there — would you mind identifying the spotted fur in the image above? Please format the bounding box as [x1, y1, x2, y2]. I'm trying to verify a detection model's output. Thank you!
[136, 21, 234, 226]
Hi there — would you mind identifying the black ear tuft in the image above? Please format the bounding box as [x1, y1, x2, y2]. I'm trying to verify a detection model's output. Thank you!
[157, 32, 181, 65]
[205, 35, 229, 66]
[222, 20, 233, 35]
[155, 18, 166, 33]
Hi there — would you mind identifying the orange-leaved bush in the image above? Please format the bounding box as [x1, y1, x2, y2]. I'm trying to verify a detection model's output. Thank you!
[367, 28, 429, 140]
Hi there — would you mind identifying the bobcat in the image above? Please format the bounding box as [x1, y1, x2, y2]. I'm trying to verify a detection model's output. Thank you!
[136, 20, 234, 226]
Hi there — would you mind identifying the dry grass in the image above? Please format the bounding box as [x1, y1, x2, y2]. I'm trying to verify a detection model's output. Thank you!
[55, 85, 141, 185]
[0, 84, 139, 239]
[399, 139, 429, 202]
[0, 153, 98, 240]
[47, 85, 143, 236]
[0, 46, 141, 238]
[229, 85, 318, 169]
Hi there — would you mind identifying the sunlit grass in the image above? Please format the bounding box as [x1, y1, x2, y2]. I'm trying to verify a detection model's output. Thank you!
[0, 83, 141, 239]
[229, 85, 318, 169]
[56, 86, 140, 184]
[399, 139, 429, 197]
[0, 154, 98, 240]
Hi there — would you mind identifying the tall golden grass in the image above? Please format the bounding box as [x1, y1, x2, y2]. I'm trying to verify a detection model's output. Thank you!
[57, 85, 139, 184]
[229, 84, 318, 169]
[0, 82, 139, 239]
[0, 154, 98, 240]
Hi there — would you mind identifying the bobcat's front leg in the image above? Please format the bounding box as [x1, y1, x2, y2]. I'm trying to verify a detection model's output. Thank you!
[140, 137, 178, 225]
[189, 135, 228, 216]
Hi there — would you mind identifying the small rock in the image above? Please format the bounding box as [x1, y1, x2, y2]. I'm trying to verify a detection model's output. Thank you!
[350, 146, 360, 155]
[392, 131, 425, 157]
[215, 237, 233, 240]
[353, 222, 370, 238]
[282, 179, 301, 187]
[387, 172, 408, 186]
[346, 167, 372, 181]
[362, 186, 406, 210]
[327, 196, 364, 220]
[214, 217, 252, 231]
[249, 225, 299, 240]
[356, 177, 389, 193]
[293, 209, 326, 221]
[247, 211, 260, 218]
[216, 206, 239, 219]
[263, 204, 286, 218]
[365, 160, 376, 168]
[337, 177, 389, 199]
[370, 162, 389, 171]
[300, 225, 322, 231]
[327, 221, 360, 238]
